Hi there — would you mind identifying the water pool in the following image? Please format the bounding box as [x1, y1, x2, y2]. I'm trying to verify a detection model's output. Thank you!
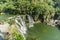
[26, 23, 60, 40]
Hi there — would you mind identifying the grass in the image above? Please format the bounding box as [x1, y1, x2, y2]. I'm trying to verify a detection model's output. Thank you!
[26, 23, 60, 40]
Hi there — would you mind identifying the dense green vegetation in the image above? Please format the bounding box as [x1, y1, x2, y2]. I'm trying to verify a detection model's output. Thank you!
[0, 0, 56, 22]
[0, 0, 60, 21]
[53, 0, 60, 19]
[26, 23, 60, 40]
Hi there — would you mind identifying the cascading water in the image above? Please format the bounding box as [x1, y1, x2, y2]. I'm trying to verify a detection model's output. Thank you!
[27, 15, 34, 28]
[15, 16, 27, 40]
[0, 22, 9, 40]
[19, 16, 27, 34]
[0, 22, 9, 32]
[14, 15, 34, 40]
[0, 15, 34, 40]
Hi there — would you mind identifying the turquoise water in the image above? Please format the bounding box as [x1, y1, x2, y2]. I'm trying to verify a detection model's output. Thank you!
[26, 23, 60, 40]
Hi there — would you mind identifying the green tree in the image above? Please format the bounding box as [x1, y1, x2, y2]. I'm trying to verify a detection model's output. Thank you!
[0, 0, 55, 22]
[53, 0, 60, 19]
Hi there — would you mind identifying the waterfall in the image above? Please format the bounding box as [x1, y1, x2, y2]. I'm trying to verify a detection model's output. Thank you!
[15, 16, 27, 40]
[0, 22, 9, 40]
[27, 15, 34, 28]
[0, 15, 34, 40]
[0, 22, 9, 32]
[19, 16, 27, 34]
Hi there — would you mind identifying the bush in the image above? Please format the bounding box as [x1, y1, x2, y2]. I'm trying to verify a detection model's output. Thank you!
[0, 0, 55, 22]
[7, 25, 24, 40]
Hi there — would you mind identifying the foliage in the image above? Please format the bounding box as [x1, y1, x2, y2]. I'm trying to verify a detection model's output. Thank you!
[53, 0, 60, 19]
[8, 25, 24, 40]
[0, 0, 55, 22]
[13, 27, 24, 40]
[8, 20, 15, 25]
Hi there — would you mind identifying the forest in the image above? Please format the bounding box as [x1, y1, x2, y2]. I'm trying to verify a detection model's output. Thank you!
[0, 0, 60, 21]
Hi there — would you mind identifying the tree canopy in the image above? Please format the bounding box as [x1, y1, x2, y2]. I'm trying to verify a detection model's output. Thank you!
[0, 0, 57, 22]
[53, 0, 60, 20]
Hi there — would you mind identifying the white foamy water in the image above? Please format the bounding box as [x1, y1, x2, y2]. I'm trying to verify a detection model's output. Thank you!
[28, 15, 34, 28]
[0, 22, 9, 32]
[15, 16, 27, 40]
